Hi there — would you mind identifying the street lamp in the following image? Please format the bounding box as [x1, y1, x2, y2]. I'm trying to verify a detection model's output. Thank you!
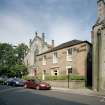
[68, 68, 72, 88]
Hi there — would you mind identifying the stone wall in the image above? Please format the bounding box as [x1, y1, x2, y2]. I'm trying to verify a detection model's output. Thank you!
[45, 80, 85, 89]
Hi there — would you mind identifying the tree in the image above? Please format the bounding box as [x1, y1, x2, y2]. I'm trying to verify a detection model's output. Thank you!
[0, 43, 28, 77]
[0, 43, 15, 76]
[10, 64, 28, 78]
[15, 43, 29, 64]
[0, 43, 15, 65]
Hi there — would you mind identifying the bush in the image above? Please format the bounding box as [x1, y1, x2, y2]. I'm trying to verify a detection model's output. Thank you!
[45, 75, 67, 80]
[22, 75, 41, 80]
[9, 64, 28, 78]
[69, 75, 85, 80]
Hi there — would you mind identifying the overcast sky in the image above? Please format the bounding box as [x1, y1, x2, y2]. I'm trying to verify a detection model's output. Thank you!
[0, 0, 98, 46]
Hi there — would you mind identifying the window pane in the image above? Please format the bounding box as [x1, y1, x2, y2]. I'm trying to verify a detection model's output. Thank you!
[53, 52, 58, 63]
[68, 48, 72, 55]
[42, 55, 46, 65]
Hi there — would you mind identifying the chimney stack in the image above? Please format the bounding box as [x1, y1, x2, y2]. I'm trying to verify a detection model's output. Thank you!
[29, 39, 32, 48]
[52, 40, 54, 48]
[35, 32, 38, 37]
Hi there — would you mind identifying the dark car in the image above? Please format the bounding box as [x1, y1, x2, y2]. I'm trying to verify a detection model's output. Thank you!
[24, 79, 51, 90]
[6, 78, 25, 86]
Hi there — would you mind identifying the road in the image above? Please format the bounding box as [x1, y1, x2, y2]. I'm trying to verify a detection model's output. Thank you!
[0, 85, 105, 105]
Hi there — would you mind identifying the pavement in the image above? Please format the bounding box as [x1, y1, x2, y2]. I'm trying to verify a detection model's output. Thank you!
[52, 87, 105, 97]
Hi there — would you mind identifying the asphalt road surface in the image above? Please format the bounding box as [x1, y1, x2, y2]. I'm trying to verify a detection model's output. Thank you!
[0, 85, 105, 105]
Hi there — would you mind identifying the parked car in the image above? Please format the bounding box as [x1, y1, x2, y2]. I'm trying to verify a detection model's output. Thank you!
[6, 78, 25, 86]
[24, 79, 51, 90]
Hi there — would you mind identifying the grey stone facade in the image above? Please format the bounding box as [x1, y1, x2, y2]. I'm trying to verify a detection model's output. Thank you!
[92, 0, 105, 91]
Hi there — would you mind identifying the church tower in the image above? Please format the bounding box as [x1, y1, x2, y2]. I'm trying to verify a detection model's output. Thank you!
[92, 0, 105, 92]
[97, 0, 105, 23]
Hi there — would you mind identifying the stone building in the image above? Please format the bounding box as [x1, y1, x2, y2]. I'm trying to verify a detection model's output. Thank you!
[24, 32, 52, 76]
[36, 40, 92, 86]
[92, 0, 105, 91]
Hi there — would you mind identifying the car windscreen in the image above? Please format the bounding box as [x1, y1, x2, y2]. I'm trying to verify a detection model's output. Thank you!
[33, 79, 41, 83]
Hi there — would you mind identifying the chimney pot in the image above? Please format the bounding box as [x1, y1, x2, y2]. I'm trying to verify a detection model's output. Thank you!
[35, 32, 38, 36]
[52, 40, 54, 48]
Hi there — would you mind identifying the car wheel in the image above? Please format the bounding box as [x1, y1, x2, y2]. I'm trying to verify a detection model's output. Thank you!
[36, 86, 40, 90]
[24, 84, 27, 88]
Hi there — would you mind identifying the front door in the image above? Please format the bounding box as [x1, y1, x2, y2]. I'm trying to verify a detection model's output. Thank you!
[42, 70, 46, 80]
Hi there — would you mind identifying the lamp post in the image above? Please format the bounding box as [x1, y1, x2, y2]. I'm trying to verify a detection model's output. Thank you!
[68, 68, 72, 88]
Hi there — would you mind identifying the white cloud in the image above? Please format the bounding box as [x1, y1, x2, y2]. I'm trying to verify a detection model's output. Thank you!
[0, 14, 35, 45]
[0, 0, 95, 45]
[49, 18, 80, 45]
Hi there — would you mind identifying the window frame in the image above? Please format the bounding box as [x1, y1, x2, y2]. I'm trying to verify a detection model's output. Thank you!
[53, 52, 58, 64]
[42, 55, 47, 65]
[66, 66, 72, 75]
[66, 48, 73, 61]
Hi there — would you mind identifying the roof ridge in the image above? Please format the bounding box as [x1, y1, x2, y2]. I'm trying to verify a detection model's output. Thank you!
[37, 39, 89, 56]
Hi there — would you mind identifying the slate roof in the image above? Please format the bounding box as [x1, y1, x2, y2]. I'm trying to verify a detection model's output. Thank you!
[37, 40, 92, 56]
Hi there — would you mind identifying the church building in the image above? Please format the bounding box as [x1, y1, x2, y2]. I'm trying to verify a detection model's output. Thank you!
[24, 32, 53, 76]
